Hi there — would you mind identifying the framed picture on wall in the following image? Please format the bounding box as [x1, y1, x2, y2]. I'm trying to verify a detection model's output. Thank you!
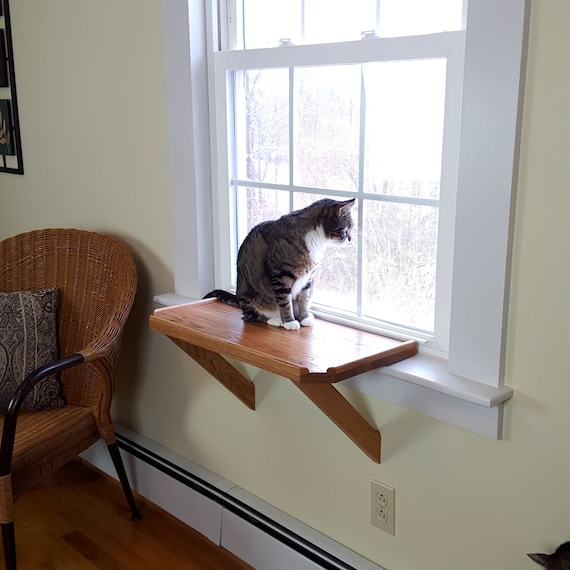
[0, 31, 8, 87]
[0, 99, 14, 155]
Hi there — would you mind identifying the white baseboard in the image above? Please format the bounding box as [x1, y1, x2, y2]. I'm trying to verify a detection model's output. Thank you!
[80, 425, 384, 570]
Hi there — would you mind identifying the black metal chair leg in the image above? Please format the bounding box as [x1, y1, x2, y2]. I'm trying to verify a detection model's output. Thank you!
[107, 442, 142, 521]
[2, 522, 16, 570]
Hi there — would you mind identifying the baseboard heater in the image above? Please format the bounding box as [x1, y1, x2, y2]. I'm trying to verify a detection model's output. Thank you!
[81, 425, 384, 570]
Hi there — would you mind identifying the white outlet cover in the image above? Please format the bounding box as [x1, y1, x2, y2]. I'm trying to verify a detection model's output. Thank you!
[370, 480, 395, 535]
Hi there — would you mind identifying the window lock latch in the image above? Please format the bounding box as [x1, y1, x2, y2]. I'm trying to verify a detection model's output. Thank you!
[361, 30, 379, 40]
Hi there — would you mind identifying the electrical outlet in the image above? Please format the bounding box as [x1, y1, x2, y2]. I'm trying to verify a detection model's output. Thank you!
[370, 480, 395, 535]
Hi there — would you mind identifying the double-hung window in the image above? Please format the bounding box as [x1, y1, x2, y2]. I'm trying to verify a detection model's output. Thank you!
[212, 1, 466, 354]
[161, 0, 529, 438]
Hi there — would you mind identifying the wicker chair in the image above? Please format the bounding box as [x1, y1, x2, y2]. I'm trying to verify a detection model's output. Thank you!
[0, 228, 141, 569]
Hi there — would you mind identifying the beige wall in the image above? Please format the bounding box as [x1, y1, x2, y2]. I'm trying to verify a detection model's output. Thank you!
[2, 2, 569, 569]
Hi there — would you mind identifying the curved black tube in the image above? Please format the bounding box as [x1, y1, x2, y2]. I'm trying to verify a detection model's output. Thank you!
[0, 354, 85, 476]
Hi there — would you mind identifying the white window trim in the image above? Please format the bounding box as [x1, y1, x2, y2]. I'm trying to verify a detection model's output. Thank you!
[211, 31, 463, 354]
[159, 0, 529, 440]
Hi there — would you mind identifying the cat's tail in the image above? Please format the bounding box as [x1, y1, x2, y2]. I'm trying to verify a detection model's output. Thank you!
[203, 289, 240, 308]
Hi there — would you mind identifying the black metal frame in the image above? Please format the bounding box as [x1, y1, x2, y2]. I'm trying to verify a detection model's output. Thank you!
[0, 0, 23, 174]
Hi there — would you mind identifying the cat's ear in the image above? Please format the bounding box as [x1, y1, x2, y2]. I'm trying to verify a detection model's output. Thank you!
[337, 198, 356, 213]
[555, 541, 570, 554]
[527, 552, 551, 566]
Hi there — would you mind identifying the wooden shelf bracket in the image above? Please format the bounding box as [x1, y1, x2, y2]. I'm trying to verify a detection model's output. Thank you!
[150, 299, 418, 463]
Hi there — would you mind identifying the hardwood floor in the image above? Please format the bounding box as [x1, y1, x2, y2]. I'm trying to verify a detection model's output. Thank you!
[10, 460, 253, 569]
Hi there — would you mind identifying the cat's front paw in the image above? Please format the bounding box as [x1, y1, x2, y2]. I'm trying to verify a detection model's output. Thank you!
[300, 313, 314, 327]
[283, 320, 301, 330]
[267, 317, 301, 330]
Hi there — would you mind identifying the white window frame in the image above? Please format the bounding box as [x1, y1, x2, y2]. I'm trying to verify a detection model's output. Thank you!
[159, 0, 529, 439]
[212, 32, 462, 353]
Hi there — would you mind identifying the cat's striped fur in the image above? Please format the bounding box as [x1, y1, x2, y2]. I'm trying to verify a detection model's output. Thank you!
[204, 198, 355, 330]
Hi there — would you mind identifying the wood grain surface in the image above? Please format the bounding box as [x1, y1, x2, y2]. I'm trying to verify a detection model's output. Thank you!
[13, 460, 252, 569]
[150, 299, 418, 383]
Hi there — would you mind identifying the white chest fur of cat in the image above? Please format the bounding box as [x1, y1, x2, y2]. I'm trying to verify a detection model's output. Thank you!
[265, 225, 335, 330]
[204, 198, 355, 330]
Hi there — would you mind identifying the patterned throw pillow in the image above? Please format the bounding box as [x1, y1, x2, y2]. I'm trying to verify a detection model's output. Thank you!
[0, 288, 65, 411]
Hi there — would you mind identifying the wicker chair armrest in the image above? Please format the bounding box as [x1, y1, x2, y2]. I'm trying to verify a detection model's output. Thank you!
[0, 354, 85, 477]
[79, 322, 123, 362]
[79, 279, 135, 364]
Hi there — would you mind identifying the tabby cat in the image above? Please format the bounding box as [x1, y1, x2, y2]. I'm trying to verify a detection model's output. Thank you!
[204, 197, 355, 330]
[528, 542, 570, 569]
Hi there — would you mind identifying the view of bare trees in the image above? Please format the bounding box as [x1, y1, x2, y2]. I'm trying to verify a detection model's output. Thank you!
[234, 62, 444, 333]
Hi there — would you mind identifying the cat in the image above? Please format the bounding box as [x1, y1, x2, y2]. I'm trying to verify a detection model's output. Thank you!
[204, 197, 355, 330]
[528, 542, 570, 569]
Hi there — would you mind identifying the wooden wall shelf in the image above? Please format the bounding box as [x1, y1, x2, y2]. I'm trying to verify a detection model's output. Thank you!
[150, 299, 418, 462]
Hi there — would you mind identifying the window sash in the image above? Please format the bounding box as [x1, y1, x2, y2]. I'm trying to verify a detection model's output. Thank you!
[226, 0, 468, 49]
[212, 32, 465, 352]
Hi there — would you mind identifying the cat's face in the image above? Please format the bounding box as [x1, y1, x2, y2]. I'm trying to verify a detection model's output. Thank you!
[325, 198, 355, 245]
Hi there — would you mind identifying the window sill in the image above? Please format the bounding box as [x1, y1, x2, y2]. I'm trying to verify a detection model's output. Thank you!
[153, 293, 514, 440]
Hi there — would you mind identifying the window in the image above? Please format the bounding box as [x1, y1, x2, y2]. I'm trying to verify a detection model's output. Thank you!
[160, 0, 529, 438]
[212, 1, 466, 353]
